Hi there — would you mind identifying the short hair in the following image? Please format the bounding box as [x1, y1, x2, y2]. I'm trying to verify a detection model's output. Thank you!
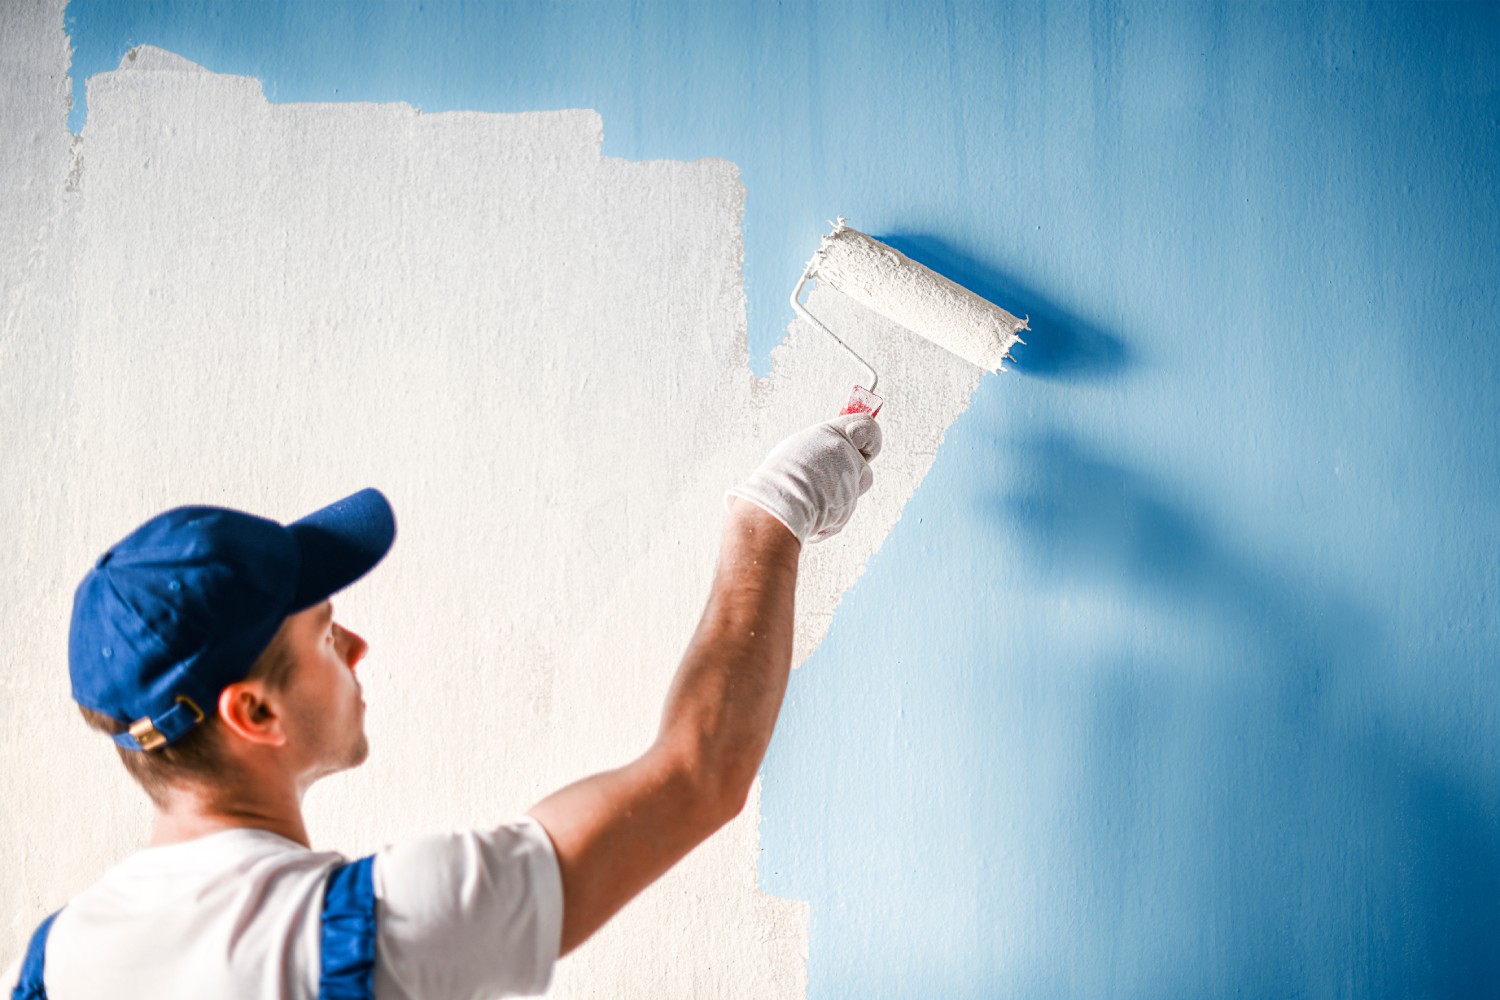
[78, 623, 297, 807]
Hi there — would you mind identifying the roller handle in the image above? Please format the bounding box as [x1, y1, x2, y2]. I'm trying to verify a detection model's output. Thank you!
[841, 385, 884, 417]
[792, 267, 884, 419]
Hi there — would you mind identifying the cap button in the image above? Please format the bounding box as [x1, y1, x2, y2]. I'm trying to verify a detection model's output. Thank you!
[168, 579, 181, 591]
[101, 646, 113, 658]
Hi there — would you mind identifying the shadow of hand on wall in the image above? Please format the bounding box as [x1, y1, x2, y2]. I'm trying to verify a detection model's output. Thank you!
[997, 429, 1383, 676]
[997, 433, 1319, 620]
[878, 233, 1130, 383]
[1000, 431, 1219, 598]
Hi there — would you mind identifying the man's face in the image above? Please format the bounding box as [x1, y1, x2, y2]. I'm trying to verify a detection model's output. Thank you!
[279, 599, 370, 782]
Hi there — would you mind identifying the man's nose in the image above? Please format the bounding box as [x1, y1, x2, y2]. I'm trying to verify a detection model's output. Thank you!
[337, 624, 369, 671]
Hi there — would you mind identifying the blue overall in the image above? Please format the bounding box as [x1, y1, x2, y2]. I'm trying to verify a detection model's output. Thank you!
[10, 855, 377, 1000]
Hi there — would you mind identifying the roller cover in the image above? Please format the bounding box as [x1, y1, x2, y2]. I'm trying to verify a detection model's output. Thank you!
[808, 222, 1029, 373]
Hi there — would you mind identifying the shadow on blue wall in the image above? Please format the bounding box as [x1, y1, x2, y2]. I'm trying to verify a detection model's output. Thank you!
[881, 234, 1130, 383]
[995, 430, 1500, 995]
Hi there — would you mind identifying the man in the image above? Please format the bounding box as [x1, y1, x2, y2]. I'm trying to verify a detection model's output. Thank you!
[6, 413, 882, 999]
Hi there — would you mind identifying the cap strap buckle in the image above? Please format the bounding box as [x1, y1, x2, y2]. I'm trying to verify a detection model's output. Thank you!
[127, 716, 166, 752]
[121, 696, 207, 752]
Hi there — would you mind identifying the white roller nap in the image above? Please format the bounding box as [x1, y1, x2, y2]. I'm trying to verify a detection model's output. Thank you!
[806, 221, 1028, 374]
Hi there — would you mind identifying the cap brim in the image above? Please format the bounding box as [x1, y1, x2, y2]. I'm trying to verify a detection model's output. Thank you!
[286, 488, 396, 612]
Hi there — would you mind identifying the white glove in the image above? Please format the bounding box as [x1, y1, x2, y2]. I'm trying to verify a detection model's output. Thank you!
[725, 414, 883, 544]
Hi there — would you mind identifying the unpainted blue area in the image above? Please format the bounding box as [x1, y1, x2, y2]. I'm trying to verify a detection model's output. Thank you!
[67, 1, 1500, 995]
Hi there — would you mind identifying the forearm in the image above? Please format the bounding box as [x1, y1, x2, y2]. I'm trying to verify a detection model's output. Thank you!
[652, 498, 802, 817]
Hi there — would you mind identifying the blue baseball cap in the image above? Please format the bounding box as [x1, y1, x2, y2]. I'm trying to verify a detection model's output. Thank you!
[69, 488, 396, 751]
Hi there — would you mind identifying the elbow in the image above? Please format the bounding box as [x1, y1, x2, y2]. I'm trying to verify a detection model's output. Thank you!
[695, 789, 747, 836]
[703, 758, 760, 829]
[660, 745, 756, 834]
[710, 774, 754, 826]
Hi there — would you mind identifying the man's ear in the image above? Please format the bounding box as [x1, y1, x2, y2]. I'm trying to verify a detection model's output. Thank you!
[217, 681, 287, 748]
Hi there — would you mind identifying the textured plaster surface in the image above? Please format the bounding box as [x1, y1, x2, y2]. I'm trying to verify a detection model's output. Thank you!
[0, 6, 984, 995]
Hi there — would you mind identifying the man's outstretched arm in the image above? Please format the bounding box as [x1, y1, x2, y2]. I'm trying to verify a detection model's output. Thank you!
[527, 414, 881, 957]
[528, 499, 799, 956]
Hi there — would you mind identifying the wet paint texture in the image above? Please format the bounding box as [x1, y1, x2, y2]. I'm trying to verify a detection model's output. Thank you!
[63, 1, 1500, 996]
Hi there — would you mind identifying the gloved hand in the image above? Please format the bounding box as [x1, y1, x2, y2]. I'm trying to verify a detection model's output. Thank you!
[725, 413, 883, 544]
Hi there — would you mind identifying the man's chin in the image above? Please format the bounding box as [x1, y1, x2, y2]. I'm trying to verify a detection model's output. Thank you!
[338, 731, 370, 771]
[317, 733, 370, 778]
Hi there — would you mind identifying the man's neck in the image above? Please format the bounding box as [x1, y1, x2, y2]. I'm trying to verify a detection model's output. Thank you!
[150, 780, 311, 849]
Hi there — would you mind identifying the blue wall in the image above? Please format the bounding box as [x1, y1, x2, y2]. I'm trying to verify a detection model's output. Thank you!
[68, 2, 1500, 995]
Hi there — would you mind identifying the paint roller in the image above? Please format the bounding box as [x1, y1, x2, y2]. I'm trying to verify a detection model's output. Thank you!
[790, 219, 1029, 416]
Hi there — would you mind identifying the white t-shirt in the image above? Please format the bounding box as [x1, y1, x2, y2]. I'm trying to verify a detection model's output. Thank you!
[3, 816, 563, 999]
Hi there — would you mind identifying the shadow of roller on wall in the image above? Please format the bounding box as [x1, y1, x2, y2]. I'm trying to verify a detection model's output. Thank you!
[880, 233, 1131, 383]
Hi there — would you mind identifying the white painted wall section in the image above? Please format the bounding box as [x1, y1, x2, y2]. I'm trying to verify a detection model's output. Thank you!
[1, 17, 990, 997]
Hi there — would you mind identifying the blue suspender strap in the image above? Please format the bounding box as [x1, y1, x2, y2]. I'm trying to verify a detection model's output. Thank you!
[11, 910, 61, 1000]
[318, 855, 379, 1000]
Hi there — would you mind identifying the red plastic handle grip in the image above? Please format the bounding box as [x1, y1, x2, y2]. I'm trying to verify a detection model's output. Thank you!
[841, 385, 883, 417]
